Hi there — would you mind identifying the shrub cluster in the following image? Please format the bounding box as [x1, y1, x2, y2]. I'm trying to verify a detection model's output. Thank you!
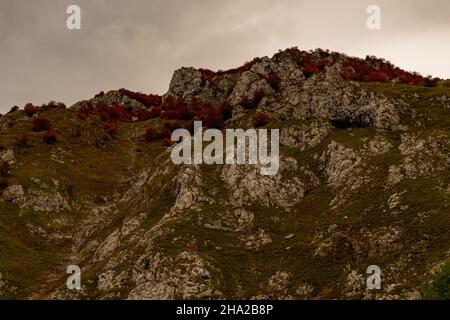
[252, 113, 271, 128]
[119, 89, 162, 107]
[241, 89, 267, 110]
[43, 130, 56, 144]
[0, 161, 11, 177]
[16, 135, 30, 145]
[340, 56, 426, 85]
[32, 117, 51, 132]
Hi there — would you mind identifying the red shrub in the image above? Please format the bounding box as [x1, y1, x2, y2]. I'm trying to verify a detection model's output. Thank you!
[150, 106, 162, 118]
[217, 101, 232, 120]
[16, 135, 30, 145]
[77, 104, 92, 121]
[252, 113, 271, 128]
[241, 97, 255, 110]
[303, 63, 319, 78]
[242, 90, 267, 110]
[24, 103, 39, 117]
[162, 138, 174, 147]
[340, 56, 428, 85]
[0, 178, 9, 192]
[103, 120, 118, 136]
[0, 161, 11, 177]
[136, 109, 152, 121]
[144, 127, 157, 142]
[32, 117, 51, 132]
[254, 89, 266, 104]
[119, 89, 162, 107]
[96, 103, 132, 122]
[43, 130, 56, 144]
[366, 71, 389, 82]
[268, 74, 282, 90]
[205, 107, 224, 129]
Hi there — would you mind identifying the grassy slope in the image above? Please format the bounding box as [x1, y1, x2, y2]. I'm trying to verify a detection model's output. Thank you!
[0, 83, 450, 299]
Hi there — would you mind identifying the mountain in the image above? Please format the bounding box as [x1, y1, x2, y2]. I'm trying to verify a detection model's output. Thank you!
[1, 48, 450, 300]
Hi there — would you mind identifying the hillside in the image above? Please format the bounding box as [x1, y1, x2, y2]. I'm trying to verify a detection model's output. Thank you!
[1, 48, 450, 300]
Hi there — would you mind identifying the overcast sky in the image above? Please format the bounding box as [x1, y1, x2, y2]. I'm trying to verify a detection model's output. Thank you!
[1, 0, 449, 113]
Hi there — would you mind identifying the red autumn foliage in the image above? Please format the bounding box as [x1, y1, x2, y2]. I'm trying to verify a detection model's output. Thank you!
[197, 58, 264, 87]
[268, 74, 282, 90]
[340, 56, 426, 85]
[241, 89, 267, 110]
[162, 138, 174, 147]
[160, 96, 191, 120]
[204, 107, 224, 129]
[150, 106, 162, 118]
[119, 89, 162, 107]
[24, 103, 39, 117]
[77, 103, 93, 121]
[43, 130, 56, 144]
[96, 103, 132, 122]
[144, 127, 157, 142]
[16, 135, 30, 145]
[217, 101, 233, 121]
[0, 161, 11, 177]
[136, 109, 153, 121]
[254, 89, 267, 104]
[252, 113, 271, 128]
[0, 178, 9, 192]
[32, 117, 51, 132]
[103, 120, 118, 136]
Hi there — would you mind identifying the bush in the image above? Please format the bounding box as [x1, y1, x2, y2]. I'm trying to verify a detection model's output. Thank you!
[339, 56, 428, 85]
[0, 161, 11, 177]
[205, 107, 224, 129]
[96, 103, 132, 122]
[242, 90, 267, 110]
[150, 106, 162, 118]
[0, 177, 9, 193]
[268, 74, 282, 90]
[43, 130, 56, 144]
[136, 109, 153, 121]
[16, 135, 30, 145]
[119, 89, 162, 107]
[144, 127, 157, 142]
[32, 118, 51, 132]
[103, 120, 118, 136]
[77, 104, 92, 121]
[303, 63, 319, 78]
[422, 261, 450, 299]
[252, 113, 271, 128]
[424, 76, 439, 88]
[162, 138, 174, 147]
[24, 103, 39, 117]
[217, 101, 233, 121]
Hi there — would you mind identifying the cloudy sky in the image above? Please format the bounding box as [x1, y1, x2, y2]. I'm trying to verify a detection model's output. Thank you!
[1, 0, 449, 113]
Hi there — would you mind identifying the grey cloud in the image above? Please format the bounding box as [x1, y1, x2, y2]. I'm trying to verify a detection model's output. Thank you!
[0, 0, 449, 113]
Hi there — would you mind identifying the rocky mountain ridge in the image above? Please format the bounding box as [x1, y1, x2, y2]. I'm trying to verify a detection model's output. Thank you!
[1, 47, 450, 300]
